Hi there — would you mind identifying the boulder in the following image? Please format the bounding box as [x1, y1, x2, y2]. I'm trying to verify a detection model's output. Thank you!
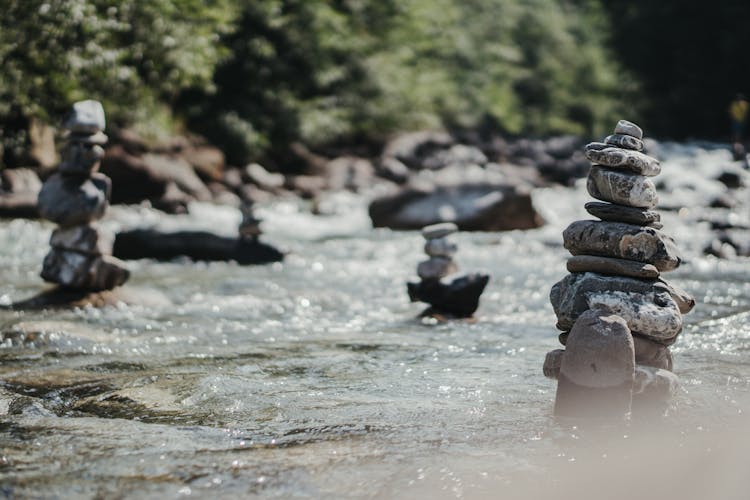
[242, 163, 285, 192]
[563, 220, 681, 271]
[382, 130, 454, 169]
[587, 165, 658, 209]
[369, 184, 544, 231]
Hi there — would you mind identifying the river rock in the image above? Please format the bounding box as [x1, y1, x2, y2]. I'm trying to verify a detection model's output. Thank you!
[633, 334, 673, 371]
[369, 184, 544, 231]
[655, 279, 695, 314]
[563, 220, 682, 271]
[407, 273, 489, 318]
[587, 165, 658, 209]
[584, 143, 660, 176]
[550, 272, 683, 343]
[58, 141, 106, 175]
[417, 257, 457, 280]
[605, 134, 644, 151]
[632, 365, 679, 401]
[41, 249, 129, 290]
[614, 120, 643, 139]
[543, 349, 564, 379]
[424, 237, 457, 257]
[422, 222, 458, 239]
[584, 201, 661, 226]
[64, 99, 106, 134]
[567, 255, 660, 279]
[37, 172, 111, 227]
[50, 225, 114, 255]
[554, 309, 634, 418]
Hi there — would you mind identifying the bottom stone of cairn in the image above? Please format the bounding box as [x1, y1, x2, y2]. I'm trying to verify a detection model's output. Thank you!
[41, 248, 130, 291]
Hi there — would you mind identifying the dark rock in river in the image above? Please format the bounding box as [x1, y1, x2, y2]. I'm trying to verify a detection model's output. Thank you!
[584, 201, 660, 226]
[563, 220, 681, 272]
[587, 165, 658, 209]
[369, 184, 544, 231]
[37, 172, 110, 227]
[407, 273, 489, 318]
[41, 249, 130, 290]
[550, 272, 683, 343]
[113, 229, 284, 265]
[567, 255, 660, 279]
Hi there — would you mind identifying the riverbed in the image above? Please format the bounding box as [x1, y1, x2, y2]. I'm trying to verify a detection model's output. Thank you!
[1, 143, 749, 498]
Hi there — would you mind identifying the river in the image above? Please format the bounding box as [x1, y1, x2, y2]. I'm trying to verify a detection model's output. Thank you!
[1, 142, 749, 498]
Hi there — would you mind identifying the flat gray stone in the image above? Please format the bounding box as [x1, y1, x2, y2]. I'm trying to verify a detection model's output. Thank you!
[584, 143, 660, 176]
[633, 334, 673, 371]
[559, 309, 635, 388]
[417, 256, 457, 279]
[587, 165, 658, 209]
[64, 100, 105, 134]
[614, 120, 643, 140]
[550, 272, 684, 343]
[543, 349, 564, 379]
[41, 249, 129, 291]
[605, 134, 644, 151]
[567, 255, 660, 279]
[424, 237, 457, 257]
[38, 173, 111, 228]
[563, 220, 682, 271]
[50, 224, 114, 255]
[58, 142, 105, 175]
[585, 201, 661, 226]
[421, 222, 458, 240]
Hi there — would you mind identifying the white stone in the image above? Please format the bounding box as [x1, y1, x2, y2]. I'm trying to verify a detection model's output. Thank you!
[421, 222, 458, 240]
[64, 100, 106, 134]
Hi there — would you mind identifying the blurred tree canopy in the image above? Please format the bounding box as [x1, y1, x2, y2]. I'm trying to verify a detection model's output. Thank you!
[20, 0, 747, 168]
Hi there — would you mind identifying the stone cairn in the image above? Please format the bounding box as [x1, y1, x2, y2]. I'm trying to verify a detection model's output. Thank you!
[37, 100, 130, 291]
[543, 120, 695, 418]
[239, 201, 262, 242]
[407, 222, 489, 318]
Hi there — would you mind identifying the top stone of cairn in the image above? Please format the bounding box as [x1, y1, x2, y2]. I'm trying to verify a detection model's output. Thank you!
[421, 222, 458, 240]
[64, 100, 106, 134]
[614, 120, 643, 140]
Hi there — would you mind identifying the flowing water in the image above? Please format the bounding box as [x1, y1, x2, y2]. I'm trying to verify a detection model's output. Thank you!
[1, 143, 749, 498]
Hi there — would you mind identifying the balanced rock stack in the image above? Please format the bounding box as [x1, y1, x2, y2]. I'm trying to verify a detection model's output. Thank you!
[407, 222, 489, 318]
[37, 100, 130, 291]
[544, 120, 695, 417]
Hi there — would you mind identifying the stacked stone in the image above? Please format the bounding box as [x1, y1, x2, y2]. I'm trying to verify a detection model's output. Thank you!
[239, 201, 262, 241]
[544, 120, 695, 417]
[407, 223, 489, 318]
[37, 100, 130, 291]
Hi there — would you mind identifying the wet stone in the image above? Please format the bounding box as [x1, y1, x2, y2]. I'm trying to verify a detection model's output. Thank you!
[633, 334, 673, 371]
[38, 172, 111, 228]
[633, 365, 679, 401]
[563, 220, 682, 272]
[41, 249, 129, 291]
[587, 165, 658, 209]
[550, 272, 684, 343]
[584, 201, 661, 226]
[424, 237, 457, 258]
[50, 225, 114, 256]
[407, 272, 489, 318]
[584, 143, 660, 176]
[567, 255, 660, 279]
[421, 222, 458, 240]
[417, 256, 457, 280]
[64, 99, 106, 134]
[656, 279, 696, 314]
[605, 134, 644, 151]
[614, 119, 643, 139]
[58, 141, 105, 176]
[543, 349, 564, 379]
